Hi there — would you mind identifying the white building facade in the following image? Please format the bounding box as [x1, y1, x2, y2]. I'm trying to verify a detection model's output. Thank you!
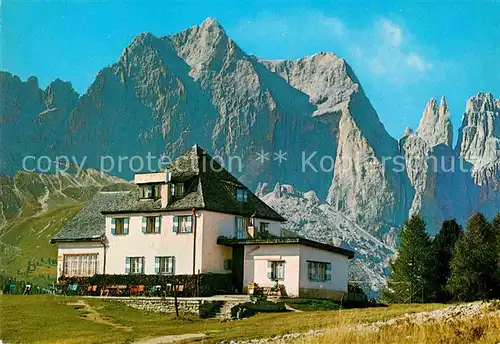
[52, 145, 354, 299]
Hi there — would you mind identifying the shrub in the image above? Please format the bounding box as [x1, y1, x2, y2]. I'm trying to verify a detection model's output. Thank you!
[58, 273, 232, 297]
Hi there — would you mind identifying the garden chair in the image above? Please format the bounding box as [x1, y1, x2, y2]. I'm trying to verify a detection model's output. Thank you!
[100, 286, 110, 297]
[67, 284, 78, 296]
[129, 285, 138, 296]
[137, 285, 145, 296]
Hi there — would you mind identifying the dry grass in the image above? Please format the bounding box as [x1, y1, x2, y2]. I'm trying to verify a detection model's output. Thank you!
[295, 313, 500, 344]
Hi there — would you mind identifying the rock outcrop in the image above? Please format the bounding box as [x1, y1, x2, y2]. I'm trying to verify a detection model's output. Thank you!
[416, 97, 453, 147]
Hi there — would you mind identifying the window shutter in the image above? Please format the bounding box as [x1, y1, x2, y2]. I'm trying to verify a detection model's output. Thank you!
[173, 216, 179, 232]
[326, 263, 332, 281]
[124, 218, 129, 235]
[125, 257, 130, 274]
[139, 257, 144, 273]
[155, 216, 161, 233]
[111, 218, 116, 235]
[187, 216, 193, 232]
[155, 257, 160, 274]
[142, 217, 147, 233]
[279, 262, 285, 280]
[168, 257, 174, 274]
[267, 261, 273, 280]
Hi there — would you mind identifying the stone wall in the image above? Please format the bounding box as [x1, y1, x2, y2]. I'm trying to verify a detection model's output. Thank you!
[111, 297, 222, 318]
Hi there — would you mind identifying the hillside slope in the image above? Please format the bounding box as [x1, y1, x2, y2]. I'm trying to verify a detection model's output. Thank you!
[0, 171, 130, 285]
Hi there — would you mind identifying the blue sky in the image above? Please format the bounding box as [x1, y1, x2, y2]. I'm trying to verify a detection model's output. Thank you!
[2, 1, 499, 142]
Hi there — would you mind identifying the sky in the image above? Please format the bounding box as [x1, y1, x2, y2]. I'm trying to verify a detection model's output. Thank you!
[2, 1, 499, 143]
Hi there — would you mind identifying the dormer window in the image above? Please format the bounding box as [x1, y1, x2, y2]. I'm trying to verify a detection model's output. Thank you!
[236, 188, 248, 203]
[170, 183, 185, 198]
[139, 184, 160, 199]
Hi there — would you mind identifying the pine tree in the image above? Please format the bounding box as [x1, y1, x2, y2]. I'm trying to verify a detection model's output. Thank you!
[386, 215, 432, 303]
[428, 219, 463, 303]
[493, 212, 500, 296]
[447, 213, 498, 301]
[493, 213, 500, 247]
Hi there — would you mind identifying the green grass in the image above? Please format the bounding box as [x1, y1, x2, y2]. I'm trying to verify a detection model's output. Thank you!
[0, 204, 84, 285]
[0, 295, 448, 344]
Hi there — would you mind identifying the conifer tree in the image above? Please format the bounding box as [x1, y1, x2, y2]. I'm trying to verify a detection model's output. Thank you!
[428, 219, 463, 302]
[447, 213, 498, 301]
[386, 215, 432, 303]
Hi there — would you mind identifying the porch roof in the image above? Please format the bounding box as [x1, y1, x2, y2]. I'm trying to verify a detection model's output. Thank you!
[217, 236, 355, 259]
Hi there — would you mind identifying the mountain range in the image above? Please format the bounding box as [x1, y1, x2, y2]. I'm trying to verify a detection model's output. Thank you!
[1, 18, 498, 291]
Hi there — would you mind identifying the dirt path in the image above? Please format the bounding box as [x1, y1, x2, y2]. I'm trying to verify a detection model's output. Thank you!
[132, 333, 207, 344]
[67, 299, 133, 331]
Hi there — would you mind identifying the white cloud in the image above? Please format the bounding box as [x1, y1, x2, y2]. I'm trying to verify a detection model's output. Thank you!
[363, 17, 433, 80]
[380, 19, 402, 47]
[316, 14, 346, 37]
[407, 53, 433, 72]
[231, 13, 435, 82]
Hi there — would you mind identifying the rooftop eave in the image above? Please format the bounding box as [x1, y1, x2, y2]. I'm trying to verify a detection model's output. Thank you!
[50, 235, 105, 244]
[217, 236, 355, 259]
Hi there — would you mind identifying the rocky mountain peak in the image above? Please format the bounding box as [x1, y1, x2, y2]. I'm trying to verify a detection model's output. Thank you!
[259, 53, 359, 116]
[200, 17, 225, 32]
[402, 126, 414, 138]
[416, 95, 453, 147]
[44, 79, 79, 110]
[466, 92, 498, 114]
[168, 17, 240, 77]
[458, 92, 499, 166]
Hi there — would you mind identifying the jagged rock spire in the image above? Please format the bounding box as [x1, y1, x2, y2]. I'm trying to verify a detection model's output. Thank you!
[416, 96, 453, 147]
[457, 92, 499, 166]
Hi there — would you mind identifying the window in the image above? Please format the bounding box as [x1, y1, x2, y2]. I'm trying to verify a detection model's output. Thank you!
[308, 261, 331, 282]
[126, 257, 144, 274]
[156, 256, 175, 274]
[111, 218, 128, 235]
[63, 254, 98, 277]
[268, 261, 285, 281]
[139, 184, 160, 199]
[142, 216, 161, 234]
[260, 222, 270, 234]
[236, 188, 248, 202]
[170, 183, 185, 197]
[173, 215, 193, 233]
[235, 216, 246, 239]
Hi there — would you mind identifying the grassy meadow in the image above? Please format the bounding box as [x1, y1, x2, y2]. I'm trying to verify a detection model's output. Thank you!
[0, 204, 84, 286]
[0, 295, 451, 344]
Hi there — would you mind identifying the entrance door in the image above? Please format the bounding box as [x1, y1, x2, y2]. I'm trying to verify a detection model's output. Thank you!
[232, 246, 244, 293]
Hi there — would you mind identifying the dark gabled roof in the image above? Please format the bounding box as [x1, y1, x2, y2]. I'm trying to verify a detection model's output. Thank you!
[217, 237, 355, 259]
[102, 145, 286, 222]
[51, 192, 129, 243]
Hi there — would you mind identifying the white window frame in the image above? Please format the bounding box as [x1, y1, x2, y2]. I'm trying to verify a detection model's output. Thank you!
[308, 261, 330, 282]
[177, 216, 192, 233]
[159, 256, 175, 274]
[63, 254, 98, 277]
[130, 257, 143, 274]
[271, 261, 285, 281]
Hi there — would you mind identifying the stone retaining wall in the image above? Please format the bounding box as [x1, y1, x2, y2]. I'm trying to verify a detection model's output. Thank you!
[111, 297, 222, 317]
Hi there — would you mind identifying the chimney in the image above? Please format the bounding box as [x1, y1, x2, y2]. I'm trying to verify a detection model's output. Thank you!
[161, 182, 172, 208]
